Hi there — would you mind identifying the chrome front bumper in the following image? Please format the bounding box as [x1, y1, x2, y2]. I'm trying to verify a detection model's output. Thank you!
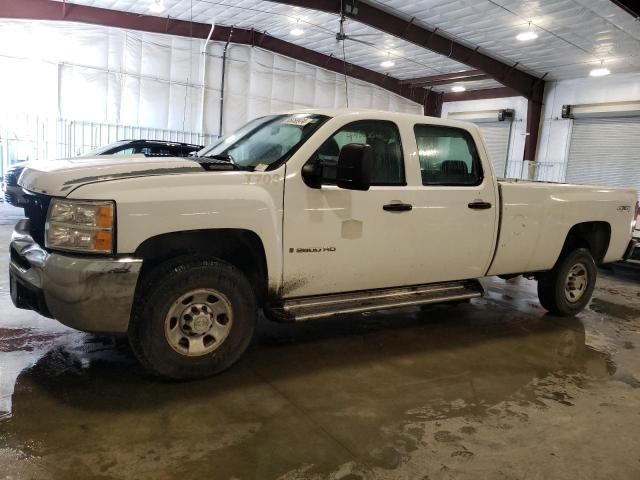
[9, 219, 143, 334]
[623, 238, 638, 261]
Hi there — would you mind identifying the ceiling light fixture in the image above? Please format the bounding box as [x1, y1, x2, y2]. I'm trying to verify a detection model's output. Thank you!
[590, 67, 610, 77]
[150, 0, 165, 14]
[451, 85, 466, 93]
[516, 22, 538, 42]
[590, 61, 610, 77]
[290, 20, 304, 36]
[380, 59, 395, 68]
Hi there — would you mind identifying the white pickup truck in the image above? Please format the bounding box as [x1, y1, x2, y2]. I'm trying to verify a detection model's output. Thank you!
[9, 109, 639, 379]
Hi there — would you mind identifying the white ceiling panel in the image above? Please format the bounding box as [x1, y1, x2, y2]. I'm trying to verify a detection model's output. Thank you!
[52, 0, 474, 81]
[51, 0, 640, 85]
[372, 0, 640, 79]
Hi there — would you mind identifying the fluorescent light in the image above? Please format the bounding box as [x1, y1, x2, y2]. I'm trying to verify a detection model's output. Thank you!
[419, 149, 439, 157]
[380, 60, 395, 68]
[451, 85, 466, 93]
[590, 67, 610, 77]
[150, 0, 165, 13]
[516, 31, 538, 42]
[290, 27, 304, 36]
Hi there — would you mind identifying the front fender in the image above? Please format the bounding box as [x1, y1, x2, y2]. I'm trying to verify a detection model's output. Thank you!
[69, 169, 285, 292]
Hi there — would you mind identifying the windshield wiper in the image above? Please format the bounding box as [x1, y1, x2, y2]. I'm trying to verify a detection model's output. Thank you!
[196, 154, 253, 171]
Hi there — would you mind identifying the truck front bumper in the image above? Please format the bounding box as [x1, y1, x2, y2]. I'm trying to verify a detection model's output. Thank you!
[623, 238, 638, 261]
[9, 219, 143, 334]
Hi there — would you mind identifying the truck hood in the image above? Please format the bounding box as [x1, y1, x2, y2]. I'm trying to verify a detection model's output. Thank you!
[18, 155, 203, 196]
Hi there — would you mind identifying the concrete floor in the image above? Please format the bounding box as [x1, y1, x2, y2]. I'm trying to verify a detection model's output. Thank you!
[1, 202, 639, 480]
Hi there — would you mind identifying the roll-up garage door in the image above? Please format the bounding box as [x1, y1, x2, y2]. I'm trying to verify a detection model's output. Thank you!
[476, 121, 511, 177]
[566, 117, 640, 198]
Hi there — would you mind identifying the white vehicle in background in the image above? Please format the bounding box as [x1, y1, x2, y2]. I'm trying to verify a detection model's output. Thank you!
[2, 140, 203, 207]
[626, 223, 640, 265]
[9, 109, 639, 379]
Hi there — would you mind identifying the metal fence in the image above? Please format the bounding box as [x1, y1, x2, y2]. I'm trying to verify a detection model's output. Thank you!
[0, 114, 217, 178]
[529, 161, 567, 183]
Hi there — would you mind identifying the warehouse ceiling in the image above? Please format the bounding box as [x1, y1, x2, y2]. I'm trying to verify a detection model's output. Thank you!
[52, 0, 640, 89]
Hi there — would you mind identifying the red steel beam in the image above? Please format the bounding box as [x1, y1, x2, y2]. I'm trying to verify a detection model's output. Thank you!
[399, 70, 487, 86]
[523, 91, 544, 162]
[442, 87, 521, 102]
[265, 0, 542, 100]
[410, 74, 493, 88]
[0, 0, 425, 105]
[611, 0, 640, 18]
[423, 90, 444, 118]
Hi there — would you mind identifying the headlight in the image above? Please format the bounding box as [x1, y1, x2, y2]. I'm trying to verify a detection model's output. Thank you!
[46, 199, 115, 254]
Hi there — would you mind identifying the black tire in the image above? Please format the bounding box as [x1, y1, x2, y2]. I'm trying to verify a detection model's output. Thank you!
[537, 248, 597, 317]
[129, 258, 256, 380]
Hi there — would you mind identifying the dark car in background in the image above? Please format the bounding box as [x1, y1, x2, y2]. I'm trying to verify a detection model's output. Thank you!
[2, 139, 203, 206]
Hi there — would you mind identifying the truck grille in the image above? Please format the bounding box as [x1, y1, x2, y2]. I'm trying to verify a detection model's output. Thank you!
[4, 167, 24, 186]
[23, 194, 51, 247]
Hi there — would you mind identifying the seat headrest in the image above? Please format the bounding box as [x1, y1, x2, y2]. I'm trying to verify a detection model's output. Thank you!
[319, 138, 340, 158]
[440, 160, 468, 175]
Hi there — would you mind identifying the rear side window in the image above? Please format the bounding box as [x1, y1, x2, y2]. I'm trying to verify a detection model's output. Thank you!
[308, 120, 405, 186]
[414, 124, 483, 186]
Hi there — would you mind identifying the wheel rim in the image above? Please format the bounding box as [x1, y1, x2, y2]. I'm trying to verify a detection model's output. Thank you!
[564, 262, 589, 303]
[164, 288, 233, 357]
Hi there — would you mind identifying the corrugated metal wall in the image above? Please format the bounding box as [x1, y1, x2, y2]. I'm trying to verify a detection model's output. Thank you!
[566, 117, 640, 197]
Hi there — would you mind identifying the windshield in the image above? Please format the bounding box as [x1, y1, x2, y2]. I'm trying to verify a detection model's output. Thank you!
[196, 113, 329, 169]
[81, 141, 130, 157]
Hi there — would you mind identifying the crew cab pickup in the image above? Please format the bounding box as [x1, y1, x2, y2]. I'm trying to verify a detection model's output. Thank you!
[9, 109, 639, 379]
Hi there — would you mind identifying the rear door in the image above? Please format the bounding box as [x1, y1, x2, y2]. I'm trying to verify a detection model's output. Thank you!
[400, 123, 499, 282]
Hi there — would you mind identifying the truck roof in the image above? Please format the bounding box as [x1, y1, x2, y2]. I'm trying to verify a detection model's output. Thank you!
[285, 108, 481, 132]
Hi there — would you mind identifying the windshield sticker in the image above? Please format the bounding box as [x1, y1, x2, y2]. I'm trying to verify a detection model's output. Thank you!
[284, 116, 315, 126]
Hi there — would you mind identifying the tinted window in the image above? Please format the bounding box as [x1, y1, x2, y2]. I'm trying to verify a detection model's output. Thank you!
[112, 147, 136, 156]
[414, 124, 482, 186]
[308, 120, 405, 186]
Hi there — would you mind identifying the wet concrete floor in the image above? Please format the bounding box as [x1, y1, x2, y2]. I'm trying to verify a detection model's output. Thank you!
[1, 202, 639, 479]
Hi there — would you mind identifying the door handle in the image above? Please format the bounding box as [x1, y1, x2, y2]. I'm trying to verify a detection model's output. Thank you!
[468, 201, 492, 210]
[383, 203, 413, 212]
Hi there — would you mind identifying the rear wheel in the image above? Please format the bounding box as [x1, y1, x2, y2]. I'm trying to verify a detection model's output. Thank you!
[537, 248, 596, 317]
[129, 258, 256, 379]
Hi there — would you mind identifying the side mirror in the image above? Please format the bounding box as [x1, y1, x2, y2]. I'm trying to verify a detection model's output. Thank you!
[301, 160, 323, 189]
[336, 143, 371, 191]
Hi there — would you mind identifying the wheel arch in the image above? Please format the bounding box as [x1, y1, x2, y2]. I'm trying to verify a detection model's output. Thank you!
[134, 229, 269, 304]
[559, 221, 611, 264]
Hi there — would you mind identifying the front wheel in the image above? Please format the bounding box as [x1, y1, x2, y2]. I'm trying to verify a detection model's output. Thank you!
[129, 259, 257, 379]
[537, 248, 597, 317]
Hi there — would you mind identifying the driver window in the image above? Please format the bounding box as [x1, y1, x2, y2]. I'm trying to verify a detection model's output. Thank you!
[308, 120, 405, 186]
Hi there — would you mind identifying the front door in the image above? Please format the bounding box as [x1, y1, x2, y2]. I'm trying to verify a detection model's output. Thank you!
[282, 119, 415, 298]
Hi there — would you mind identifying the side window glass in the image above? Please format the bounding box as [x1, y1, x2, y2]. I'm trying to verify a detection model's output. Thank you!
[414, 124, 483, 186]
[113, 147, 136, 156]
[309, 120, 405, 186]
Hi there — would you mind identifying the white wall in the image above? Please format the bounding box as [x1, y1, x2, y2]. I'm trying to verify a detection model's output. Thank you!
[536, 72, 640, 182]
[442, 96, 528, 178]
[0, 19, 421, 137]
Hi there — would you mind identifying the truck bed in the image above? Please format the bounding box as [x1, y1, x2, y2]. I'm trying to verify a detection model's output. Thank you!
[487, 179, 636, 276]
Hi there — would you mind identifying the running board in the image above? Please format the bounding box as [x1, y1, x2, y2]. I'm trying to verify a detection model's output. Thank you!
[268, 280, 484, 322]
